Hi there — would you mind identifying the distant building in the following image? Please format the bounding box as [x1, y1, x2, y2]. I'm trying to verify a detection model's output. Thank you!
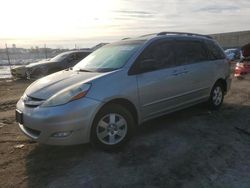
[211, 30, 250, 49]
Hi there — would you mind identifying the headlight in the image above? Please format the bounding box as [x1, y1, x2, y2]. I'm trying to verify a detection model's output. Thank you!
[41, 83, 91, 107]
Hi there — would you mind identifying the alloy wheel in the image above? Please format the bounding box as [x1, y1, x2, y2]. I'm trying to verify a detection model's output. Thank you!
[96, 113, 128, 145]
[212, 86, 223, 106]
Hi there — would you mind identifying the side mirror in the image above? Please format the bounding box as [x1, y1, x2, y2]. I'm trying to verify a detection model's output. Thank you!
[139, 59, 156, 72]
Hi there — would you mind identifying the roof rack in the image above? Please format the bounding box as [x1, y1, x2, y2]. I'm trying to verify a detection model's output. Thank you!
[139, 33, 157, 38]
[156, 32, 212, 39]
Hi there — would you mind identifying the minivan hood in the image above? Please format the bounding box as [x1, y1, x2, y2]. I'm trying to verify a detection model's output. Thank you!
[25, 70, 106, 99]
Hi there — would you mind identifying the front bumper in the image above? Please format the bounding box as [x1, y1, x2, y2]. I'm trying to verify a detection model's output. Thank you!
[11, 67, 26, 78]
[16, 97, 102, 145]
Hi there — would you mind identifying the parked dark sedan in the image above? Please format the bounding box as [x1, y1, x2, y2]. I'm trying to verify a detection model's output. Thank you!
[11, 50, 92, 79]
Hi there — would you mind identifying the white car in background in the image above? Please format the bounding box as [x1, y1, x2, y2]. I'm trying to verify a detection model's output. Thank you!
[224, 48, 241, 61]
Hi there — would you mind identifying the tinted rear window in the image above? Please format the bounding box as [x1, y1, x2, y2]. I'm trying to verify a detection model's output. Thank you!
[175, 40, 209, 65]
[205, 40, 226, 60]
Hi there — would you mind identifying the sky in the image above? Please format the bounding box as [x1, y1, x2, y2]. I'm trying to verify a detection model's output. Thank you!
[0, 0, 250, 48]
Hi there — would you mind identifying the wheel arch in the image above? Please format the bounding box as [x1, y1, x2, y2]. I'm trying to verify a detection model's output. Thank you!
[95, 98, 139, 126]
[214, 78, 227, 93]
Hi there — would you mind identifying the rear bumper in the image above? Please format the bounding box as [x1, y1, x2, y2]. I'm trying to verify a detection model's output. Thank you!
[16, 97, 102, 145]
[234, 64, 250, 78]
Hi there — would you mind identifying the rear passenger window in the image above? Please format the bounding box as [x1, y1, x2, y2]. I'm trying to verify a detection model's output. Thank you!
[205, 41, 226, 60]
[161, 43, 176, 68]
[175, 41, 208, 65]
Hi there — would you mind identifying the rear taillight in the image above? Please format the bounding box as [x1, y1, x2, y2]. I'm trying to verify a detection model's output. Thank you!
[236, 63, 245, 68]
[235, 68, 241, 74]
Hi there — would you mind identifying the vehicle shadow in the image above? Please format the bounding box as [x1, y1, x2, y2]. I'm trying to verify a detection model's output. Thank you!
[25, 143, 92, 187]
[141, 102, 249, 136]
[137, 102, 225, 136]
[25, 102, 250, 187]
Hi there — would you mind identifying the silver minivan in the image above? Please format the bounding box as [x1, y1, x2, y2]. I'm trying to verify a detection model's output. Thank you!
[16, 32, 231, 150]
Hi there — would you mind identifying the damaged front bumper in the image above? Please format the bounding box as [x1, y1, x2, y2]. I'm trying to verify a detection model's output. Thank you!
[11, 66, 27, 79]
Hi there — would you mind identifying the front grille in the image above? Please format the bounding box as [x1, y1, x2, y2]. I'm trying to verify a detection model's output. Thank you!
[23, 95, 45, 107]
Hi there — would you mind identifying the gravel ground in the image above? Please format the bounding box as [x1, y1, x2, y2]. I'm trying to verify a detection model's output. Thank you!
[0, 77, 250, 188]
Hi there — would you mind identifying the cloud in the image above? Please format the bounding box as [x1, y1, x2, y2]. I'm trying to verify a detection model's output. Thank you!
[113, 10, 154, 19]
[1, 0, 250, 48]
[195, 5, 240, 13]
[114, 10, 153, 16]
[108, 0, 250, 35]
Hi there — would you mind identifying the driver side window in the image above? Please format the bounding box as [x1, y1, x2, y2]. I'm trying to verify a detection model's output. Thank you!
[135, 40, 176, 73]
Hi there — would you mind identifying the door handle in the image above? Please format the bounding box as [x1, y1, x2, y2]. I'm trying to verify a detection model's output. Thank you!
[181, 70, 189, 74]
[172, 70, 189, 76]
[172, 70, 180, 76]
[181, 68, 189, 74]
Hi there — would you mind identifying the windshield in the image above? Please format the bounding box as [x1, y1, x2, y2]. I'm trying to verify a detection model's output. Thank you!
[73, 41, 144, 72]
[50, 52, 70, 62]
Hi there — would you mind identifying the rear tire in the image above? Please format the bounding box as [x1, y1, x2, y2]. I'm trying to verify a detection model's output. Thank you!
[208, 82, 224, 110]
[91, 104, 135, 151]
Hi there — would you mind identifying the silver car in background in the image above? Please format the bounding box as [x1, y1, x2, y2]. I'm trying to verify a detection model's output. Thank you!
[16, 32, 231, 150]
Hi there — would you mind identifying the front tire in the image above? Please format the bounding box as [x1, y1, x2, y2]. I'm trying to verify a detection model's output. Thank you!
[208, 82, 224, 110]
[91, 104, 135, 151]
